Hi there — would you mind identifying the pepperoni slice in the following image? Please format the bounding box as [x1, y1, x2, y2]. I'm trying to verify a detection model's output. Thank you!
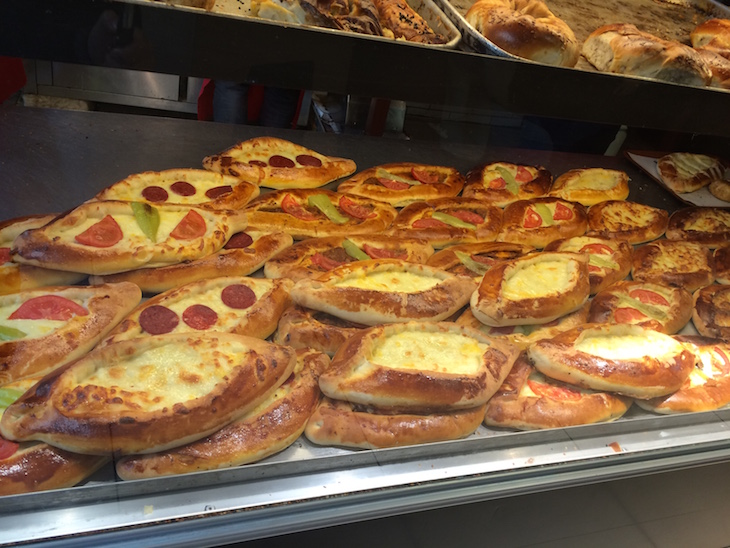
[249, 160, 267, 168]
[0, 437, 19, 460]
[0, 247, 10, 264]
[515, 166, 533, 182]
[170, 210, 207, 240]
[311, 252, 345, 271]
[614, 307, 647, 323]
[75, 215, 123, 247]
[269, 155, 296, 168]
[224, 232, 253, 249]
[472, 254, 497, 266]
[378, 178, 410, 191]
[362, 244, 406, 259]
[221, 284, 256, 309]
[411, 168, 439, 184]
[296, 154, 322, 167]
[488, 177, 506, 190]
[527, 379, 582, 401]
[139, 305, 179, 335]
[205, 185, 233, 199]
[412, 217, 449, 229]
[523, 208, 542, 228]
[182, 304, 218, 330]
[141, 186, 169, 203]
[489, 326, 515, 335]
[170, 181, 196, 196]
[448, 210, 484, 224]
[282, 194, 319, 221]
[9, 295, 88, 321]
[629, 289, 669, 306]
[339, 196, 376, 220]
[552, 202, 574, 221]
[580, 243, 614, 255]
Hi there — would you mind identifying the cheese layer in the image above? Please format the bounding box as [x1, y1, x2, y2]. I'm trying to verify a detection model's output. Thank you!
[502, 260, 573, 300]
[0, 296, 89, 340]
[575, 330, 682, 360]
[334, 271, 440, 292]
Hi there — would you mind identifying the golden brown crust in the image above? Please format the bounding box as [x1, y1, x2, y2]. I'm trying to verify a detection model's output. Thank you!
[484, 353, 632, 430]
[496, 197, 588, 249]
[387, 197, 503, 248]
[547, 168, 630, 207]
[372, 0, 447, 43]
[12, 201, 249, 276]
[528, 323, 696, 399]
[103, 276, 293, 345]
[631, 239, 714, 293]
[0, 282, 142, 386]
[636, 335, 730, 414]
[263, 235, 434, 282]
[92, 168, 260, 210]
[656, 153, 727, 194]
[470, 251, 590, 327]
[0, 333, 297, 455]
[665, 207, 730, 248]
[690, 18, 730, 55]
[713, 245, 730, 284]
[695, 47, 730, 90]
[462, 162, 552, 208]
[289, 259, 477, 325]
[692, 284, 730, 341]
[202, 137, 357, 189]
[336, 163, 464, 208]
[318, 321, 519, 412]
[304, 397, 485, 449]
[88, 231, 293, 294]
[464, 0, 579, 67]
[426, 241, 534, 281]
[588, 280, 693, 334]
[245, 188, 396, 239]
[115, 347, 328, 479]
[274, 305, 367, 356]
[586, 200, 668, 244]
[543, 235, 632, 294]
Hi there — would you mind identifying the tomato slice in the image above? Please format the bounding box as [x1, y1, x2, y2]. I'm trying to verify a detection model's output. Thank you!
[552, 202, 574, 221]
[614, 307, 647, 323]
[472, 255, 497, 266]
[378, 178, 410, 191]
[0, 247, 11, 264]
[339, 196, 376, 219]
[527, 378, 582, 401]
[448, 210, 484, 225]
[411, 168, 439, 184]
[412, 217, 449, 229]
[310, 252, 345, 271]
[713, 347, 730, 374]
[629, 289, 669, 306]
[580, 243, 614, 255]
[362, 244, 406, 259]
[523, 208, 542, 228]
[170, 210, 207, 240]
[282, 194, 319, 220]
[75, 215, 123, 247]
[0, 437, 19, 460]
[9, 294, 88, 320]
[515, 166, 533, 182]
[488, 177, 506, 190]
[588, 265, 601, 273]
[488, 325, 515, 335]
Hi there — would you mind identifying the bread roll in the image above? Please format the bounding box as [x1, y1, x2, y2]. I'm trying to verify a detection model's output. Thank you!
[691, 18, 730, 56]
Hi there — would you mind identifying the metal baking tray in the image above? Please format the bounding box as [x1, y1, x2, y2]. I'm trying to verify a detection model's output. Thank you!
[434, 0, 730, 70]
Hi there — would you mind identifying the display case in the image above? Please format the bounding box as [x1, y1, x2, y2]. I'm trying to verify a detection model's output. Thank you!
[2, 1, 730, 546]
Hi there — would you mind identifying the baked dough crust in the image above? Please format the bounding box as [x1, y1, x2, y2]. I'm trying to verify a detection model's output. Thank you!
[304, 397, 485, 449]
[692, 283, 730, 340]
[484, 352, 632, 430]
[586, 200, 668, 244]
[656, 153, 727, 194]
[0, 332, 297, 455]
[318, 321, 520, 412]
[0, 282, 141, 386]
[245, 188, 396, 240]
[496, 197, 588, 249]
[690, 18, 730, 56]
[462, 162, 552, 208]
[274, 305, 367, 356]
[290, 258, 477, 325]
[470, 251, 590, 326]
[336, 163, 465, 207]
[588, 280, 693, 334]
[115, 347, 328, 479]
[88, 231, 293, 294]
[665, 207, 730, 248]
[426, 241, 534, 281]
[203, 136, 357, 189]
[713, 244, 730, 284]
[631, 239, 714, 293]
[547, 168, 629, 206]
[263, 234, 434, 281]
[528, 323, 695, 399]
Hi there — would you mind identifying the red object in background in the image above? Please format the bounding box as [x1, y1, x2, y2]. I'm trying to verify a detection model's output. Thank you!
[196, 79, 266, 124]
[0, 57, 27, 104]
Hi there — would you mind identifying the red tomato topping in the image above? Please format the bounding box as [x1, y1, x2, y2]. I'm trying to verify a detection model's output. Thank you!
[614, 307, 647, 323]
[412, 217, 449, 229]
[269, 155, 296, 168]
[488, 326, 515, 335]
[580, 243, 614, 255]
[311, 252, 345, 271]
[472, 255, 497, 266]
[0, 437, 19, 460]
[523, 208, 542, 228]
[448, 210, 484, 225]
[588, 265, 601, 273]
[362, 244, 406, 259]
[378, 178, 410, 191]
[75, 215, 123, 248]
[527, 379, 582, 401]
[713, 347, 730, 374]
[629, 289, 669, 306]
[552, 202, 574, 221]
[488, 177, 506, 190]
[171, 210, 207, 240]
[515, 166, 533, 182]
[0, 247, 11, 264]
[339, 196, 376, 219]
[282, 194, 319, 221]
[9, 295, 89, 321]
[411, 168, 439, 184]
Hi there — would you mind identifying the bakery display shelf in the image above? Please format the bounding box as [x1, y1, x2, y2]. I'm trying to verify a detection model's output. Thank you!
[1, 0, 730, 138]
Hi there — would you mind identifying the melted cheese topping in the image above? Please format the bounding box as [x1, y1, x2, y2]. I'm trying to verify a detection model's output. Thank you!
[602, 203, 657, 229]
[502, 260, 574, 300]
[334, 270, 440, 292]
[110, 172, 239, 205]
[69, 210, 189, 248]
[686, 210, 730, 232]
[670, 153, 720, 179]
[687, 350, 717, 388]
[371, 331, 487, 375]
[575, 329, 682, 360]
[564, 170, 618, 190]
[0, 296, 88, 340]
